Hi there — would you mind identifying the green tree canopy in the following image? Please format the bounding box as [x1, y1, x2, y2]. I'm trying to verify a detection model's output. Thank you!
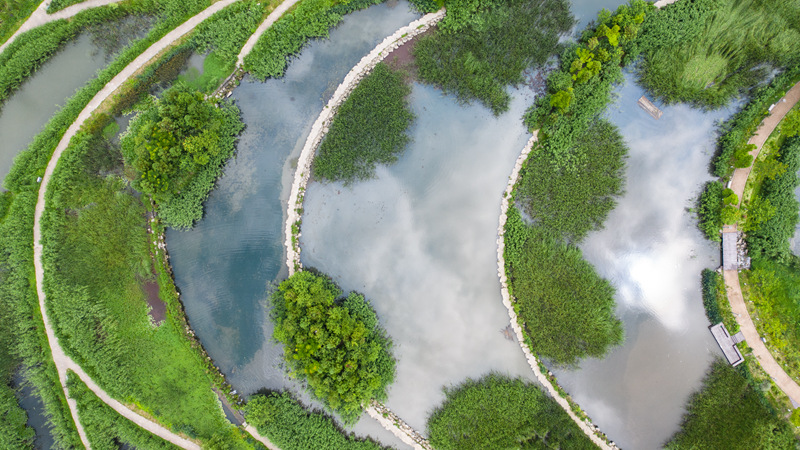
[270, 271, 395, 423]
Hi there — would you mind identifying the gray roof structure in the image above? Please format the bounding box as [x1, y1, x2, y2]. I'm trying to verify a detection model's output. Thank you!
[710, 323, 744, 366]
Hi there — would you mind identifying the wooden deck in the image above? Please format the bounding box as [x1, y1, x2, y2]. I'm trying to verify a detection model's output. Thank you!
[637, 96, 663, 119]
[722, 231, 738, 270]
[710, 323, 745, 366]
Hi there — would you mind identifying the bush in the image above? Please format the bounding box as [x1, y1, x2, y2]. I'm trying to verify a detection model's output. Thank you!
[412, 0, 573, 115]
[665, 360, 795, 449]
[516, 119, 627, 243]
[504, 208, 623, 365]
[245, 392, 386, 449]
[314, 63, 414, 184]
[270, 271, 395, 423]
[47, 0, 84, 12]
[120, 84, 244, 228]
[697, 181, 723, 240]
[426, 374, 595, 449]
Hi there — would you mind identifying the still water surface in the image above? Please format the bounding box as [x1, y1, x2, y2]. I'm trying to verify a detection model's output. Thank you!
[165, 2, 419, 446]
[0, 34, 114, 188]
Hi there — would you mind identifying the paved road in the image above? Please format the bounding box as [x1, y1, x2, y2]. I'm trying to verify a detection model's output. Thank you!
[32, 0, 247, 447]
[723, 81, 800, 407]
[0, 0, 127, 54]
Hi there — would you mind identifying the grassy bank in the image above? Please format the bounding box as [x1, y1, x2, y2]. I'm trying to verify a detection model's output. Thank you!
[665, 360, 795, 449]
[426, 374, 595, 449]
[47, 0, 84, 13]
[245, 391, 386, 450]
[270, 271, 395, 423]
[0, 0, 42, 46]
[412, 0, 573, 115]
[314, 63, 414, 184]
[637, 0, 800, 109]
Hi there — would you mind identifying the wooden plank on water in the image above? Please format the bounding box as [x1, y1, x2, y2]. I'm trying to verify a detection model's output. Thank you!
[722, 232, 738, 270]
[637, 95, 663, 119]
[710, 323, 745, 366]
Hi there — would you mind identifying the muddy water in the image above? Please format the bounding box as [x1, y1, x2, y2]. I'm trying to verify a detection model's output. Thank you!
[548, 72, 737, 449]
[165, 2, 419, 446]
[0, 32, 134, 189]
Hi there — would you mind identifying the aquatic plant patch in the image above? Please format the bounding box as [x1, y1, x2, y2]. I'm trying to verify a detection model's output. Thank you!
[270, 271, 395, 423]
[412, 0, 573, 115]
[637, 0, 800, 109]
[246, 391, 386, 449]
[314, 63, 414, 184]
[426, 373, 595, 449]
[665, 360, 795, 449]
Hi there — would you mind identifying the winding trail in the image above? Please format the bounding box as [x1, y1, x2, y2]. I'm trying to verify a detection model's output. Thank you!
[722, 81, 800, 407]
[282, 9, 445, 449]
[29, 0, 297, 447]
[235, 0, 300, 67]
[0, 0, 128, 55]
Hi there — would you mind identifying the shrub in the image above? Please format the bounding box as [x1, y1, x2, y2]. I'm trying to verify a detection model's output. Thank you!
[697, 181, 724, 240]
[426, 374, 595, 450]
[314, 63, 414, 184]
[412, 0, 573, 115]
[245, 392, 386, 449]
[270, 271, 395, 423]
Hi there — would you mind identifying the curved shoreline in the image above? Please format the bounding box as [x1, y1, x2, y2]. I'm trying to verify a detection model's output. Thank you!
[281, 9, 444, 448]
[283, 8, 445, 276]
[495, 135, 617, 450]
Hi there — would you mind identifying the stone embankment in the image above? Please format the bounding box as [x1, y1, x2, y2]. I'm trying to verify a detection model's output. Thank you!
[496, 134, 618, 450]
[282, 9, 444, 448]
[284, 8, 445, 276]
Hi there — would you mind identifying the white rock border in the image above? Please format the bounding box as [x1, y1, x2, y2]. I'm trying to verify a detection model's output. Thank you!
[284, 8, 446, 276]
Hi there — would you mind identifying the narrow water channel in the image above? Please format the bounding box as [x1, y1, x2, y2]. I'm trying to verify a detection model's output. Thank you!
[165, 2, 419, 446]
[548, 71, 737, 449]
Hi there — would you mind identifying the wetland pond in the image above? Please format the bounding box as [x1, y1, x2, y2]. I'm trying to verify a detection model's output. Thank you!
[165, 1, 419, 446]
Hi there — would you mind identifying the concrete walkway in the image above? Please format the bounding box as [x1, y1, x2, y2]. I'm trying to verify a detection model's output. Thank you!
[0, 0, 128, 55]
[235, 0, 300, 67]
[722, 80, 800, 407]
[32, 0, 249, 447]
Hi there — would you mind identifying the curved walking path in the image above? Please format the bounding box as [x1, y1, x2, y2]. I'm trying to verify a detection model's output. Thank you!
[235, 0, 299, 67]
[0, 0, 128, 55]
[722, 81, 800, 407]
[282, 9, 445, 449]
[29, 0, 294, 447]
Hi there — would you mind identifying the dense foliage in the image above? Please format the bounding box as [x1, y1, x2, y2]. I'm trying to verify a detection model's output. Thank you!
[524, 0, 651, 168]
[700, 268, 738, 335]
[665, 360, 795, 449]
[504, 207, 623, 365]
[412, 0, 573, 114]
[246, 391, 386, 449]
[270, 271, 395, 423]
[315, 63, 414, 183]
[637, 0, 800, 109]
[0, 303, 35, 448]
[121, 84, 244, 228]
[711, 65, 800, 177]
[47, 0, 84, 13]
[0, 0, 41, 45]
[66, 372, 179, 449]
[516, 119, 626, 243]
[426, 374, 594, 449]
[745, 136, 800, 259]
[741, 257, 800, 385]
[243, 0, 387, 80]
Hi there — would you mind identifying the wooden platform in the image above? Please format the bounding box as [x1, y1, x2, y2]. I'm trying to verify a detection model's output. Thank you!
[722, 231, 738, 270]
[637, 96, 663, 119]
[710, 323, 745, 366]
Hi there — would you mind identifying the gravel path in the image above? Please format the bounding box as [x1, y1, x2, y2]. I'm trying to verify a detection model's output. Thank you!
[723, 81, 800, 407]
[0, 0, 127, 55]
[31, 0, 254, 447]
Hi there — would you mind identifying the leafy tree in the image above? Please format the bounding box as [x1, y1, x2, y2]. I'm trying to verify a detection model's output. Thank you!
[270, 272, 395, 423]
[121, 84, 243, 228]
